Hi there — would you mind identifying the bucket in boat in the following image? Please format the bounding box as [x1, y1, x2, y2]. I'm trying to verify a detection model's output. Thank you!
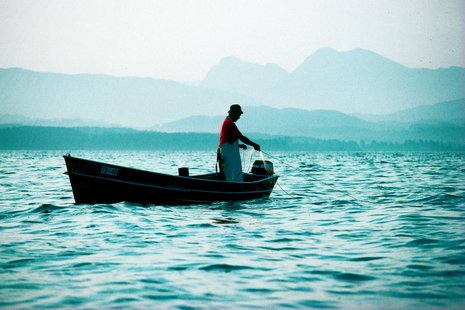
[251, 160, 274, 175]
[178, 167, 189, 177]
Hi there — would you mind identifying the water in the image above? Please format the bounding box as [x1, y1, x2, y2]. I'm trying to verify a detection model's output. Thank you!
[1, 150, 465, 309]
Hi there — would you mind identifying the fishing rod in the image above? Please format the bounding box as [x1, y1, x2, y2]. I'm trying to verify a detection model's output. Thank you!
[259, 150, 371, 206]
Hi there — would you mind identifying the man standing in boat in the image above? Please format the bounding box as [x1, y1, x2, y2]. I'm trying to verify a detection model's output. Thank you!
[218, 104, 261, 182]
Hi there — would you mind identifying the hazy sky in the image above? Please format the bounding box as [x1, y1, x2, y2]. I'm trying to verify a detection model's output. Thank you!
[1, 0, 464, 81]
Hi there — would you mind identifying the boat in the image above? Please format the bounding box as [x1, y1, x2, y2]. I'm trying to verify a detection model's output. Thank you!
[63, 154, 279, 205]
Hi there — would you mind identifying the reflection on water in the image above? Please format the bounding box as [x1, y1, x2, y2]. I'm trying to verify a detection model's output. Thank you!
[1, 150, 464, 309]
[211, 217, 240, 225]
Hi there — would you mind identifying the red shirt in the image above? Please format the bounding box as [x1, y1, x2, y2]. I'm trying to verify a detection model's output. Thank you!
[219, 117, 243, 147]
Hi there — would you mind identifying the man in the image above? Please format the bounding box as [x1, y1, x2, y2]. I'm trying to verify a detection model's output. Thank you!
[218, 104, 261, 182]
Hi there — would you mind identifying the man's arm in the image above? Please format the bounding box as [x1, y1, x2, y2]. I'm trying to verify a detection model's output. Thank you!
[239, 135, 261, 151]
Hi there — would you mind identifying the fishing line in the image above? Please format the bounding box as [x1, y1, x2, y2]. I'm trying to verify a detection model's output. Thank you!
[246, 150, 255, 172]
[241, 147, 255, 172]
[275, 179, 293, 197]
[260, 151, 371, 206]
[244, 150, 294, 199]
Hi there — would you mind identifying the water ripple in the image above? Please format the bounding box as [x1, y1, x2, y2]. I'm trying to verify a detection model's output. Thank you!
[1, 150, 464, 309]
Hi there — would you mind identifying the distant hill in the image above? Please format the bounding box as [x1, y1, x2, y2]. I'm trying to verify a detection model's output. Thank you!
[0, 68, 260, 127]
[1, 48, 464, 127]
[158, 99, 465, 132]
[201, 48, 465, 114]
[157, 106, 372, 135]
[3, 99, 463, 145]
[156, 103, 465, 144]
[0, 113, 120, 128]
[1, 126, 462, 151]
[360, 98, 465, 124]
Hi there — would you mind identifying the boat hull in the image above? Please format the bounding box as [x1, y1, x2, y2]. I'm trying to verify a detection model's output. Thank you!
[63, 155, 278, 204]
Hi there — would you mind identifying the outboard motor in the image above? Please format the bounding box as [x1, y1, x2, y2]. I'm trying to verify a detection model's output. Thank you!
[251, 160, 274, 175]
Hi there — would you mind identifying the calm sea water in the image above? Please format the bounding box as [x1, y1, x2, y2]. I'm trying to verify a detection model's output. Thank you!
[1, 150, 464, 309]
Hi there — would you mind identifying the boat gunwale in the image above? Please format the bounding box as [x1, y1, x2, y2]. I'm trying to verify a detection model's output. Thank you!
[63, 154, 279, 185]
[69, 171, 276, 196]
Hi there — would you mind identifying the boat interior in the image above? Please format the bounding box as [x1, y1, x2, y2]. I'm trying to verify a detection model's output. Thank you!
[190, 172, 273, 182]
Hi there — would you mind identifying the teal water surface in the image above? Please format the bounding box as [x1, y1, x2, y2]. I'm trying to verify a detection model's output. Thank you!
[1, 151, 465, 309]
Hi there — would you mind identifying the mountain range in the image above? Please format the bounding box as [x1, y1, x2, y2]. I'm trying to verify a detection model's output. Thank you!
[153, 99, 465, 144]
[201, 48, 465, 114]
[0, 68, 257, 127]
[1, 99, 464, 148]
[1, 48, 464, 127]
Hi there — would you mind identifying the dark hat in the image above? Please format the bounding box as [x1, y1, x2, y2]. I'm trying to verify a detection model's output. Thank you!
[229, 104, 243, 114]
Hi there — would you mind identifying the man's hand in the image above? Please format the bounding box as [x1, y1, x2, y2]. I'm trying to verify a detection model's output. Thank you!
[239, 144, 247, 150]
[253, 143, 261, 152]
